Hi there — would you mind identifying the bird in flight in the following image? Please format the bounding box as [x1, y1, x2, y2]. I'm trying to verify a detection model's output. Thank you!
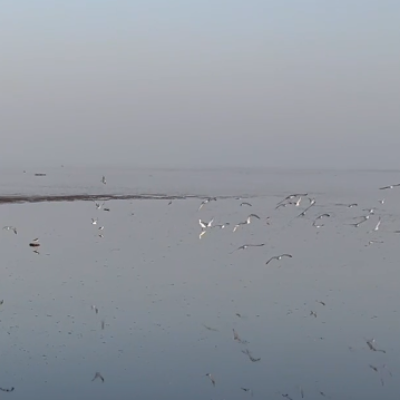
[379, 184, 400, 190]
[199, 218, 214, 229]
[91, 218, 98, 225]
[3, 226, 17, 234]
[296, 199, 316, 217]
[205, 373, 216, 387]
[241, 388, 254, 397]
[202, 324, 218, 332]
[29, 238, 40, 247]
[265, 254, 292, 265]
[312, 213, 331, 227]
[198, 218, 214, 239]
[233, 214, 261, 232]
[366, 338, 386, 353]
[212, 222, 230, 229]
[277, 193, 308, 206]
[0, 387, 14, 393]
[242, 349, 261, 362]
[349, 215, 369, 227]
[92, 372, 105, 382]
[198, 197, 217, 210]
[373, 218, 381, 232]
[101, 176, 106, 185]
[231, 243, 265, 253]
[233, 329, 248, 344]
[95, 202, 105, 210]
[335, 203, 358, 208]
[240, 202, 252, 207]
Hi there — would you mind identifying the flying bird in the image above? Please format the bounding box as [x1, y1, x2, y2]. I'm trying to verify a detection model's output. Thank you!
[3, 226, 17, 234]
[241, 388, 254, 397]
[297, 199, 316, 217]
[366, 338, 386, 353]
[95, 202, 104, 210]
[198, 197, 217, 210]
[265, 254, 293, 265]
[29, 238, 40, 247]
[0, 387, 14, 393]
[233, 329, 248, 344]
[240, 202, 252, 207]
[92, 372, 105, 382]
[231, 243, 265, 253]
[335, 203, 358, 208]
[101, 176, 106, 185]
[379, 184, 400, 190]
[205, 373, 216, 387]
[277, 193, 308, 206]
[349, 215, 369, 227]
[202, 324, 218, 332]
[199, 218, 214, 229]
[312, 213, 331, 227]
[233, 214, 261, 232]
[242, 349, 261, 362]
[212, 222, 230, 229]
[91, 218, 98, 225]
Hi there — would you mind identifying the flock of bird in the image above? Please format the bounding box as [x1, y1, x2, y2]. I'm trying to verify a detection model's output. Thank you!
[2, 173, 400, 399]
[191, 183, 400, 399]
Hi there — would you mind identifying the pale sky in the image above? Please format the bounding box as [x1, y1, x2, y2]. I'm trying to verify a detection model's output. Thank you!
[1, 1, 399, 169]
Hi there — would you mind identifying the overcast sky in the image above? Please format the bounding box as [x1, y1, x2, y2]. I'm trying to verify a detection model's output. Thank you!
[1, 1, 399, 169]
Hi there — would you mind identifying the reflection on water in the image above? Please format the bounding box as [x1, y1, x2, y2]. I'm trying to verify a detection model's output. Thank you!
[0, 168, 399, 399]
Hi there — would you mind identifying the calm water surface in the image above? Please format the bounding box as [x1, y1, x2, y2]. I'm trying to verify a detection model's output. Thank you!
[0, 167, 399, 400]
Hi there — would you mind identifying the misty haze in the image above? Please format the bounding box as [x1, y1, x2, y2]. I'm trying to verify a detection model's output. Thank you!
[1, 2, 400, 400]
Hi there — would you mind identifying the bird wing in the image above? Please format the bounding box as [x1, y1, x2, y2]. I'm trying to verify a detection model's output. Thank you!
[265, 257, 276, 265]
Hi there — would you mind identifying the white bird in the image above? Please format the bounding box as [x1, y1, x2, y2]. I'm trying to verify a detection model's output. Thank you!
[231, 243, 265, 253]
[265, 254, 293, 265]
[3, 226, 17, 234]
[198, 197, 217, 211]
[198, 218, 214, 239]
[366, 240, 384, 246]
[276, 193, 308, 206]
[233, 214, 261, 232]
[95, 202, 104, 210]
[101, 176, 106, 185]
[379, 184, 400, 190]
[91, 218, 98, 225]
[199, 218, 214, 229]
[297, 199, 316, 217]
[294, 197, 302, 207]
[374, 218, 381, 231]
[312, 213, 331, 227]
[349, 215, 369, 227]
[212, 223, 230, 229]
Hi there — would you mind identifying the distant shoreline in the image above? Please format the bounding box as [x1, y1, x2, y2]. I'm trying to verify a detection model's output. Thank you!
[0, 193, 243, 204]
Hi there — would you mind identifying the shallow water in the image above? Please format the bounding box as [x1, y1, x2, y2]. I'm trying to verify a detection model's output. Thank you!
[0, 167, 399, 399]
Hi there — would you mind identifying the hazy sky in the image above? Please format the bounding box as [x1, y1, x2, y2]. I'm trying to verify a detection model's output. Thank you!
[1, 1, 399, 169]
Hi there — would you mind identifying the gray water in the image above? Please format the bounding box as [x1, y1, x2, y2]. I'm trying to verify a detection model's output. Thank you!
[1, 167, 400, 400]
